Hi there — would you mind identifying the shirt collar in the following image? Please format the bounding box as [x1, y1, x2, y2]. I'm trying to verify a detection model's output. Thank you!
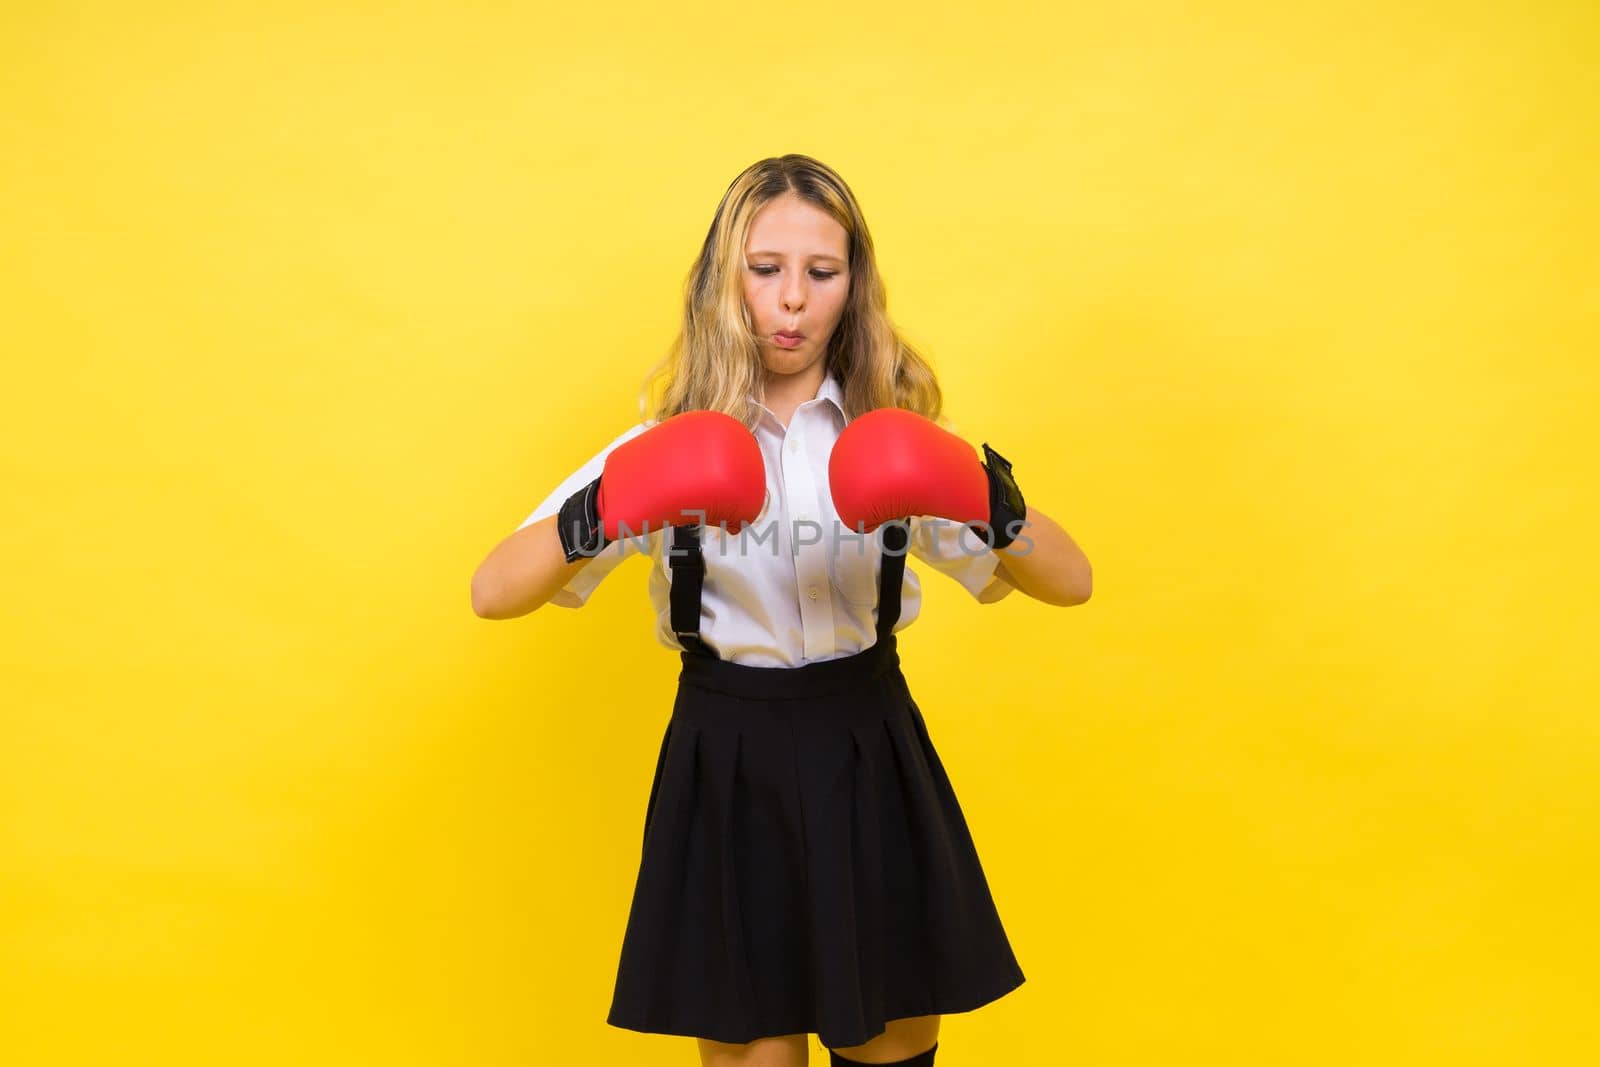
[816, 367, 849, 425]
[750, 367, 850, 427]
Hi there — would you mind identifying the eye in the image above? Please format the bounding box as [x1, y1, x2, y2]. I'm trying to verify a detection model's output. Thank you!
[750, 265, 839, 280]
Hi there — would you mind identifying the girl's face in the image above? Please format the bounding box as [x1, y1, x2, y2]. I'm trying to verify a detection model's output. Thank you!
[741, 192, 851, 378]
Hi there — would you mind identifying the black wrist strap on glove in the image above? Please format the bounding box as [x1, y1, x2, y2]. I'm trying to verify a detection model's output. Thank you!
[556, 475, 607, 563]
[972, 442, 1027, 551]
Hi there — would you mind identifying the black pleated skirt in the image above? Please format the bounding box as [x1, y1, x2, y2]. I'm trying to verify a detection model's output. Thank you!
[605, 633, 1026, 1048]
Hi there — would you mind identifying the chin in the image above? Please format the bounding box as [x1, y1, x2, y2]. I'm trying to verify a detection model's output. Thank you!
[761, 349, 815, 374]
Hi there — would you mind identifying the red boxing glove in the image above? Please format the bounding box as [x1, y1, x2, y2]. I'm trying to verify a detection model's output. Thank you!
[829, 408, 1028, 550]
[600, 411, 766, 537]
[829, 407, 990, 530]
[557, 411, 766, 561]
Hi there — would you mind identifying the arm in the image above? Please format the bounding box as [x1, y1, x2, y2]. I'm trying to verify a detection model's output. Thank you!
[471, 412, 765, 620]
[471, 515, 598, 620]
[992, 504, 1092, 607]
[470, 420, 651, 620]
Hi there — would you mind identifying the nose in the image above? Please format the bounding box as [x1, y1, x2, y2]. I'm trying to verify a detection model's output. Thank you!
[781, 273, 806, 312]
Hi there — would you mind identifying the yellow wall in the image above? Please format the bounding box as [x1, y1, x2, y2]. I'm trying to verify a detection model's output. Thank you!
[3, 2, 1595, 1063]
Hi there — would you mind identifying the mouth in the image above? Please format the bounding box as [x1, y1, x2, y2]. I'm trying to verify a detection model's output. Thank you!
[774, 330, 805, 341]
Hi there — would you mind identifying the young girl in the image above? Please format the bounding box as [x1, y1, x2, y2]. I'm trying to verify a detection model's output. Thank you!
[472, 154, 1093, 1067]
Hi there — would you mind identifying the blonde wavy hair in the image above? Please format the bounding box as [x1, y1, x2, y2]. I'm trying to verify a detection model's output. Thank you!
[638, 154, 947, 430]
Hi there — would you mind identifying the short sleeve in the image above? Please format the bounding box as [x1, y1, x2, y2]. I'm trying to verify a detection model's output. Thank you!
[515, 421, 655, 609]
[907, 514, 1016, 604]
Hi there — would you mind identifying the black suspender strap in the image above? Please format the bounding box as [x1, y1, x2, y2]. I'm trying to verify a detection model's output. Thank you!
[670, 518, 910, 660]
[875, 520, 909, 643]
[667, 523, 718, 658]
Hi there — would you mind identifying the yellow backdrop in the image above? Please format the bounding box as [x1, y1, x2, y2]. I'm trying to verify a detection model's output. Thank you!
[4, 1, 1595, 1064]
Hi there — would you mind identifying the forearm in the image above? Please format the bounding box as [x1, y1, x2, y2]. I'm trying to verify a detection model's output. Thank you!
[993, 505, 1092, 606]
[471, 515, 593, 619]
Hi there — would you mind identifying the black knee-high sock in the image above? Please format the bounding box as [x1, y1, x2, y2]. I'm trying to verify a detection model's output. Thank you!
[829, 1041, 937, 1067]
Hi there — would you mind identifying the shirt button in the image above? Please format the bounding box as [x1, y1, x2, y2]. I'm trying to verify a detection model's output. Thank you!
[790, 439, 800, 452]
[808, 585, 819, 600]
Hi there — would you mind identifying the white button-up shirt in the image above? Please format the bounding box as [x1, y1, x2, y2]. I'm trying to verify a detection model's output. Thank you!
[516, 369, 1015, 667]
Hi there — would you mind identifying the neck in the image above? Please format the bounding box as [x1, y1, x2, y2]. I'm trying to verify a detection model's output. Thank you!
[760, 361, 827, 428]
